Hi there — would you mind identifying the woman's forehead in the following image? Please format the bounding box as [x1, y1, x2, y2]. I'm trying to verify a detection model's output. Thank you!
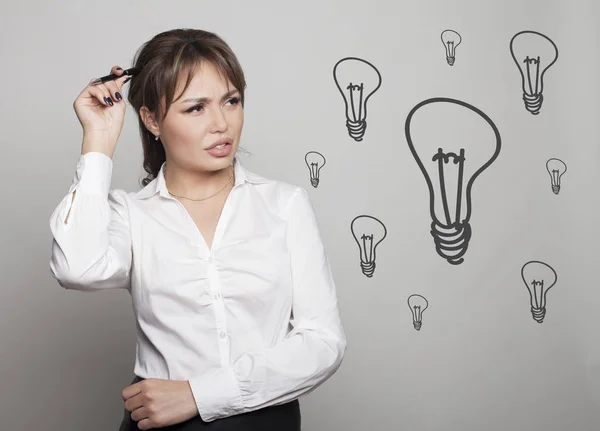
[175, 64, 232, 93]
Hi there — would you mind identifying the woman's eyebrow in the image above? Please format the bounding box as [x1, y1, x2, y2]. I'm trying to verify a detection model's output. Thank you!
[180, 89, 239, 104]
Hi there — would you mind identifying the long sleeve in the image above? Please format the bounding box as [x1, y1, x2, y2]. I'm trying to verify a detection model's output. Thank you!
[188, 186, 347, 422]
[49, 151, 132, 291]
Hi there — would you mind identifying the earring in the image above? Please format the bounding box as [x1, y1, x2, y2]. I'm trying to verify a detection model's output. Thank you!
[155, 135, 160, 141]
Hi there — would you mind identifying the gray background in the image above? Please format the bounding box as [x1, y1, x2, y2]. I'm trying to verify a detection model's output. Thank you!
[2, 0, 599, 430]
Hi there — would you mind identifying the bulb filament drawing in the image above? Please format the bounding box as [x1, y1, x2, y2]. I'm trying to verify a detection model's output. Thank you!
[407, 294, 429, 331]
[350, 215, 387, 277]
[546, 158, 567, 195]
[305, 151, 326, 188]
[509, 30, 558, 115]
[441, 29, 462, 66]
[405, 97, 501, 265]
[521, 260, 557, 323]
[333, 57, 382, 142]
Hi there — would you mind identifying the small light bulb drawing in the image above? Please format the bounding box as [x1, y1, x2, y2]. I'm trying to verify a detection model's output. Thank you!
[305, 151, 326, 188]
[521, 260, 557, 323]
[441, 29, 462, 66]
[509, 30, 558, 115]
[405, 97, 501, 265]
[333, 57, 382, 142]
[407, 294, 429, 331]
[350, 215, 387, 278]
[546, 158, 567, 195]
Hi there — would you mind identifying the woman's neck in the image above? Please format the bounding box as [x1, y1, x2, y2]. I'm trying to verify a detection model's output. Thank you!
[163, 162, 234, 201]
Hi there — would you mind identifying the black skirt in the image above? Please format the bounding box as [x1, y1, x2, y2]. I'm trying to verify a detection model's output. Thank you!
[118, 375, 301, 431]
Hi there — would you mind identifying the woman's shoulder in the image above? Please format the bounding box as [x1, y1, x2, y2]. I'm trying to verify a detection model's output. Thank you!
[242, 168, 310, 216]
[241, 165, 306, 198]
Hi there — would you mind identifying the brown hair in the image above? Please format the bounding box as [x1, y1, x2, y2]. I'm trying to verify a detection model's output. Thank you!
[126, 28, 247, 188]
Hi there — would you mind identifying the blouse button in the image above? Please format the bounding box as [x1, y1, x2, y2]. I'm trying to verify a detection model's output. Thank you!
[219, 331, 226, 339]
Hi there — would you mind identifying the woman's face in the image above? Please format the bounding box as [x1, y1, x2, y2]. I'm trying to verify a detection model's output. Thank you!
[154, 62, 243, 172]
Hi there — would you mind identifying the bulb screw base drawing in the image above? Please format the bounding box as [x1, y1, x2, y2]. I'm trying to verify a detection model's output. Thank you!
[413, 321, 422, 331]
[522, 92, 543, 115]
[446, 56, 455, 66]
[430, 219, 472, 265]
[310, 178, 319, 188]
[531, 306, 546, 323]
[346, 118, 367, 142]
[551, 185, 560, 194]
[360, 260, 375, 278]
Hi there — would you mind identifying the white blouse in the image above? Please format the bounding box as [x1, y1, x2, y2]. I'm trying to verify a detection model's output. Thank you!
[48, 151, 346, 422]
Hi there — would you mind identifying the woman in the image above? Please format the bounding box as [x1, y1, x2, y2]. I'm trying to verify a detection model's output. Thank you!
[48, 28, 346, 430]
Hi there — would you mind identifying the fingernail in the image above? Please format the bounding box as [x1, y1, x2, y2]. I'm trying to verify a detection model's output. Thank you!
[124, 77, 131, 84]
[116, 67, 123, 71]
[115, 92, 122, 101]
[104, 97, 113, 106]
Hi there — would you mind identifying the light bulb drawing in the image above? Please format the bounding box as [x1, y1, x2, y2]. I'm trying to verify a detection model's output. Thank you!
[441, 29, 462, 66]
[407, 294, 429, 331]
[509, 30, 558, 115]
[333, 57, 382, 142]
[405, 97, 501, 265]
[546, 158, 567, 195]
[521, 260, 557, 323]
[305, 151, 326, 188]
[350, 215, 387, 278]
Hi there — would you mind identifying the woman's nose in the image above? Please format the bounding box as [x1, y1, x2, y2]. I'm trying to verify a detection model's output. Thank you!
[208, 108, 228, 132]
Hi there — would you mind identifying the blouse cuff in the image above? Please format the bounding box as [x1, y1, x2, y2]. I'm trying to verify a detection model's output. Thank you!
[69, 152, 113, 196]
[187, 366, 245, 422]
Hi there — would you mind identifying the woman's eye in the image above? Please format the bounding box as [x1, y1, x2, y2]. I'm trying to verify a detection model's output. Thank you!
[186, 97, 240, 113]
[187, 104, 203, 113]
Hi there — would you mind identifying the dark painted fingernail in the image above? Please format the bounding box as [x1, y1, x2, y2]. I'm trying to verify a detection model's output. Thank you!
[116, 67, 123, 70]
[115, 92, 122, 101]
[124, 77, 131, 84]
[104, 97, 113, 106]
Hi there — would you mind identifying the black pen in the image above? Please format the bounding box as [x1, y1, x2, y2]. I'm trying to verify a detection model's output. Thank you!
[91, 67, 141, 85]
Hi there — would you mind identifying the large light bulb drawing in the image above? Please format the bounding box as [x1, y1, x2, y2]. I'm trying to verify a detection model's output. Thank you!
[407, 294, 429, 331]
[546, 158, 567, 195]
[509, 30, 558, 115]
[305, 151, 326, 188]
[333, 57, 382, 142]
[350, 215, 387, 277]
[521, 260, 557, 323]
[441, 29, 462, 66]
[405, 97, 501, 265]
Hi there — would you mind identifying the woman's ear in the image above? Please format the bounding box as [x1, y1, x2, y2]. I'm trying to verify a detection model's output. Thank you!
[139, 106, 160, 136]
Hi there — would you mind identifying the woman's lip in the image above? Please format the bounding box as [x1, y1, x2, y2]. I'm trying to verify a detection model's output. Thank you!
[205, 139, 232, 150]
[206, 143, 232, 157]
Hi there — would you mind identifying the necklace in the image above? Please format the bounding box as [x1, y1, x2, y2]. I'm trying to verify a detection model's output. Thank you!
[166, 166, 234, 202]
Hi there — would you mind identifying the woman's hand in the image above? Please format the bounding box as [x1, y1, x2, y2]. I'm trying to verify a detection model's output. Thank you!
[73, 65, 131, 156]
[122, 378, 198, 429]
